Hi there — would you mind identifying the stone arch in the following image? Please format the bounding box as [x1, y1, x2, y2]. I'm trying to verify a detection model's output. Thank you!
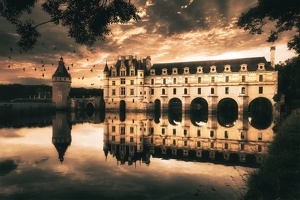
[190, 98, 208, 127]
[248, 97, 272, 129]
[168, 98, 182, 125]
[119, 100, 126, 122]
[85, 102, 95, 117]
[154, 99, 161, 124]
[217, 98, 238, 127]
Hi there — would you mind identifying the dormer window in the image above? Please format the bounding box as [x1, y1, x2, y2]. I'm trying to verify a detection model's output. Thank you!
[150, 69, 155, 75]
[130, 65, 135, 76]
[224, 65, 231, 72]
[240, 64, 248, 71]
[162, 68, 168, 75]
[111, 70, 116, 77]
[257, 63, 265, 71]
[210, 65, 216, 73]
[183, 67, 189, 74]
[197, 66, 203, 73]
[172, 68, 178, 75]
[120, 65, 126, 76]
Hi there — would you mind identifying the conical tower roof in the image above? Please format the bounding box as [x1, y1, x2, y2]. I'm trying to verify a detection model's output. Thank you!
[52, 57, 71, 78]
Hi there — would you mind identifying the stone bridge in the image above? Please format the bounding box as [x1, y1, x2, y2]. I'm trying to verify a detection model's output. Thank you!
[70, 97, 104, 111]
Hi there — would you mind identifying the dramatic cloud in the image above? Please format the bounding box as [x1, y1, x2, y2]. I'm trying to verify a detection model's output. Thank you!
[0, 0, 297, 88]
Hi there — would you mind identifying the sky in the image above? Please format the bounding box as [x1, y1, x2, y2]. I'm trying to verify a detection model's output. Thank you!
[0, 0, 297, 88]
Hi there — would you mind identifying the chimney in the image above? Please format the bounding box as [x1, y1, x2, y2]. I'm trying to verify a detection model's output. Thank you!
[270, 46, 276, 68]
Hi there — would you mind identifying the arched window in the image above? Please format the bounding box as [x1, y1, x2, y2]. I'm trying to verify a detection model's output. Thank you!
[184, 88, 187, 94]
[162, 88, 165, 95]
[241, 87, 245, 94]
[211, 88, 215, 94]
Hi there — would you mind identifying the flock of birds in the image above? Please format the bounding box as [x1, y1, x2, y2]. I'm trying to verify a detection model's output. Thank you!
[5, 45, 103, 86]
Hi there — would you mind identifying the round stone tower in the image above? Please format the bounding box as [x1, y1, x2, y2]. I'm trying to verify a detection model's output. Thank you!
[52, 57, 72, 110]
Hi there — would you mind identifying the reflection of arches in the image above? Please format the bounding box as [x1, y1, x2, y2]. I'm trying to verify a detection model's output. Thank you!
[168, 98, 182, 125]
[85, 102, 95, 117]
[120, 100, 126, 122]
[217, 98, 238, 127]
[154, 99, 161, 124]
[190, 98, 208, 127]
[248, 97, 272, 129]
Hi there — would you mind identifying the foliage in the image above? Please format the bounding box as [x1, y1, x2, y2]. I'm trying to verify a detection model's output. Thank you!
[237, 0, 300, 54]
[0, 0, 140, 51]
[0, 84, 103, 101]
[276, 56, 300, 105]
[244, 113, 300, 200]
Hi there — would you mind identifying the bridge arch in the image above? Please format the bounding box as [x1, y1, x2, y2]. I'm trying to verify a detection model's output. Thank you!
[248, 97, 272, 129]
[168, 98, 182, 125]
[120, 100, 126, 122]
[154, 99, 161, 124]
[190, 98, 208, 127]
[217, 98, 238, 127]
[85, 102, 95, 117]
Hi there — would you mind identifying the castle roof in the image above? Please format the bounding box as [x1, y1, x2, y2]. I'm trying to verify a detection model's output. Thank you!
[150, 57, 273, 75]
[52, 57, 71, 78]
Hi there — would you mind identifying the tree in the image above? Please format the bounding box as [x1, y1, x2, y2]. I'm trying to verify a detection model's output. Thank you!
[0, 0, 140, 51]
[237, 0, 300, 54]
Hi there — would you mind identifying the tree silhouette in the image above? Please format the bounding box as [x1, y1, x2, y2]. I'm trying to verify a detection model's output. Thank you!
[237, 0, 300, 54]
[0, 0, 140, 51]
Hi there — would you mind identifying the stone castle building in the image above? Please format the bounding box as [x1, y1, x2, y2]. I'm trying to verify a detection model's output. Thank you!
[102, 47, 278, 116]
[52, 57, 72, 110]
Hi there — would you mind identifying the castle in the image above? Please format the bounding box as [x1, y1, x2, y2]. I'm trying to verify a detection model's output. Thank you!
[102, 47, 278, 116]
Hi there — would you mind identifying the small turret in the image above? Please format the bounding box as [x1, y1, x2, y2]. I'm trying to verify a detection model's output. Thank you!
[270, 46, 276, 68]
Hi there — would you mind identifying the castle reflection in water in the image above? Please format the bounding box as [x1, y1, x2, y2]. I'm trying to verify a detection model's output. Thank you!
[50, 108, 273, 166]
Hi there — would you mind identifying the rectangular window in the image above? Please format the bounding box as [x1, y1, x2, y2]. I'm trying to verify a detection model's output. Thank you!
[120, 78, 125, 84]
[210, 131, 214, 137]
[173, 88, 176, 95]
[211, 142, 214, 148]
[150, 127, 154, 134]
[184, 140, 187, 146]
[211, 88, 215, 94]
[197, 141, 201, 147]
[224, 131, 228, 139]
[185, 77, 188, 83]
[112, 135, 115, 141]
[162, 88, 165, 95]
[162, 128, 165, 134]
[259, 75, 263, 82]
[112, 71, 116, 77]
[211, 77, 215, 83]
[163, 78, 166, 84]
[120, 127, 125, 135]
[197, 130, 201, 137]
[130, 80, 134, 85]
[120, 87, 126, 95]
[130, 89, 134, 95]
[258, 145, 262, 152]
[225, 76, 229, 82]
[242, 75, 245, 82]
[241, 144, 245, 150]
[173, 78, 176, 84]
[198, 77, 202, 83]
[120, 138, 125, 143]
[130, 137, 134, 142]
[112, 81, 116, 86]
[130, 127, 134, 133]
[130, 70, 134, 76]
[198, 88, 201, 94]
[112, 89, 116, 96]
[173, 139, 176, 145]
[112, 126, 116, 132]
[151, 79, 154, 85]
[173, 129, 176, 135]
[225, 143, 228, 149]
[151, 89, 154, 95]
[259, 87, 263, 94]
[241, 132, 245, 139]
[258, 132, 262, 140]
[184, 129, 187, 136]
[163, 139, 165, 145]
[121, 71, 125, 76]
[225, 87, 229, 94]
